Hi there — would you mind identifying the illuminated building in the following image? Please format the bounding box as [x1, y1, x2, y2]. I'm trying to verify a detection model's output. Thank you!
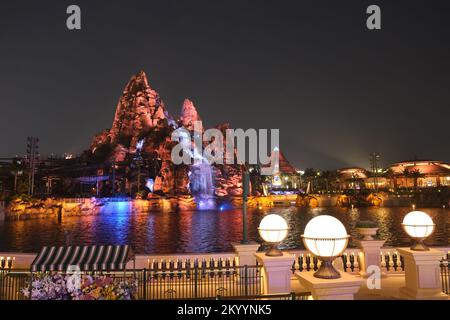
[263, 151, 301, 193]
[337, 167, 387, 190]
[389, 160, 450, 188]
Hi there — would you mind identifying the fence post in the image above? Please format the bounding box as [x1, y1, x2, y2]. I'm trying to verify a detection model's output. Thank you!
[244, 265, 248, 296]
[194, 267, 198, 298]
[255, 252, 293, 294]
[356, 240, 386, 278]
[0, 272, 4, 300]
[233, 242, 260, 266]
[142, 269, 147, 300]
[397, 248, 448, 300]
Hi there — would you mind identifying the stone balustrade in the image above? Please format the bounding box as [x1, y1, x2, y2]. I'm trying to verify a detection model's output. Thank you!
[1, 245, 450, 300]
[289, 249, 361, 275]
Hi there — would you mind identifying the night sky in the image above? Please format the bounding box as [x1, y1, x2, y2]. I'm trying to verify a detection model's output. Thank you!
[1, 0, 449, 170]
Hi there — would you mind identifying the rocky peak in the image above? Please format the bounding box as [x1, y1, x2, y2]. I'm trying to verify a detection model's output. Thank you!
[109, 71, 167, 146]
[180, 98, 201, 131]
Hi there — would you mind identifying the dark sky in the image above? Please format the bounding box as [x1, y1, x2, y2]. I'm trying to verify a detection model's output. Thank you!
[1, 0, 449, 170]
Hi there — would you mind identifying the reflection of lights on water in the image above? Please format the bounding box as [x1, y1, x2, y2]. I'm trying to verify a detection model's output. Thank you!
[197, 198, 216, 210]
[103, 201, 131, 214]
[218, 203, 233, 212]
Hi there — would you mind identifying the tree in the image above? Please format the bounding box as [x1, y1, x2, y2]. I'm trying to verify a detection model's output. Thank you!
[320, 170, 338, 193]
[92, 143, 114, 162]
[302, 168, 318, 193]
[402, 168, 411, 191]
[410, 169, 424, 190]
[384, 168, 397, 191]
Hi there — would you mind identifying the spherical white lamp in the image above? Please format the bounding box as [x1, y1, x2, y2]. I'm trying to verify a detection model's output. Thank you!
[302, 215, 350, 279]
[258, 214, 289, 256]
[402, 211, 435, 251]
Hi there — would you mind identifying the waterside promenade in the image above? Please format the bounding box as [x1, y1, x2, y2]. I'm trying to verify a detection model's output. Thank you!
[1, 244, 449, 300]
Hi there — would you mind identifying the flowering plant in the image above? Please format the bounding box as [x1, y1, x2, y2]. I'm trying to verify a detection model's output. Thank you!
[22, 273, 71, 300]
[76, 275, 137, 300]
[22, 274, 137, 300]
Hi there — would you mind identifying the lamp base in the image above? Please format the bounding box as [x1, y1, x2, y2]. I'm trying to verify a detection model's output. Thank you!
[265, 244, 283, 257]
[314, 259, 341, 279]
[411, 239, 429, 251]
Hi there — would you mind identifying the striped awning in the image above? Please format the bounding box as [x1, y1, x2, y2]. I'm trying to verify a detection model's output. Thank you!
[30, 245, 134, 272]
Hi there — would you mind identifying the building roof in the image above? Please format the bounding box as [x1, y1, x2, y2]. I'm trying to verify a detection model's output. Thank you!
[278, 151, 298, 174]
[390, 160, 450, 176]
[31, 245, 134, 272]
[338, 167, 368, 180]
[261, 150, 298, 175]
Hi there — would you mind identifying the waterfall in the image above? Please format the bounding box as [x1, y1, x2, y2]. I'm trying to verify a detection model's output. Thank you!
[189, 161, 216, 210]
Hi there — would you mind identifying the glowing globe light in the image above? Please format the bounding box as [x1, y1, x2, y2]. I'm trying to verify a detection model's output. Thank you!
[258, 214, 289, 256]
[402, 211, 435, 251]
[302, 215, 350, 279]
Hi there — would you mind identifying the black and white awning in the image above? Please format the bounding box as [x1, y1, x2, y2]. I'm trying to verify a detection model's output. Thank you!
[30, 245, 134, 272]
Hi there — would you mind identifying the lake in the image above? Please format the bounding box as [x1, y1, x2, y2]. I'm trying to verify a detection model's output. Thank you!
[0, 204, 448, 254]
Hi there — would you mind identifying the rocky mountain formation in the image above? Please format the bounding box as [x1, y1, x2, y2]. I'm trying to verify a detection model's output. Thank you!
[90, 71, 244, 199]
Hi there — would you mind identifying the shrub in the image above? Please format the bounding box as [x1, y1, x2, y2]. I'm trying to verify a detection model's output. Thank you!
[355, 220, 378, 228]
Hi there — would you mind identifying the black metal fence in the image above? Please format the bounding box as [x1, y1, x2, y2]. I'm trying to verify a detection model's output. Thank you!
[0, 261, 263, 300]
[440, 257, 450, 295]
[142, 259, 263, 299]
[0, 270, 29, 300]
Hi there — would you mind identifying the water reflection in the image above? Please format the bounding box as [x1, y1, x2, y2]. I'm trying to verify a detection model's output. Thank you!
[0, 205, 448, 254]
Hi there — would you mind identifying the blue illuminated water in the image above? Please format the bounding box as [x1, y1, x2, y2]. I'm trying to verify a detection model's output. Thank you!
[0, 205, 448, 254]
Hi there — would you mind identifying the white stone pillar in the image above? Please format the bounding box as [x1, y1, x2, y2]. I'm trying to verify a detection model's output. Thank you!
[232, 242, 260, 266]
[255, 252, 293, 294]
[356, 240, 386, 278]
[397, 248, 448, 300]
[295, 271, 363, 300]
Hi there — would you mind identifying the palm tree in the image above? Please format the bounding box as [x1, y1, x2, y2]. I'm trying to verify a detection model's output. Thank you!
[384, 168, 397, 191]
[402, 168, 411, 191]
[410, 169, 424, 190]
[320, 170, 338, 194]
[303, 168, 318, 193]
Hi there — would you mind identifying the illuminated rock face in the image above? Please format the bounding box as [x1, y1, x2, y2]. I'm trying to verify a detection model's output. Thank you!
[89, 70, 244, 201]
[212, 123, 243, 198]
[109, 70, 167, 148]
[180, 99, 201, 131]
[90, 130, 109, 153]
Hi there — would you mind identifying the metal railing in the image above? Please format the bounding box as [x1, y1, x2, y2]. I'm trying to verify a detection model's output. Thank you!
[440, 255, 450, 295]
[0, 270, 29, 300]
[143, 258, 263, 299]
[0, 262, 263, 300]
